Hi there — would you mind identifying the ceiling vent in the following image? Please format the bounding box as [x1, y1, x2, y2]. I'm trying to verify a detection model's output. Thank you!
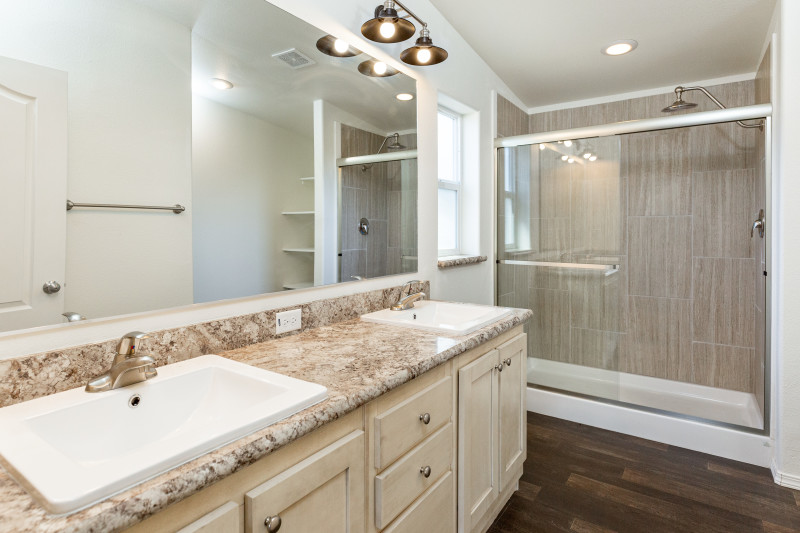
[271, 48, 316, 69]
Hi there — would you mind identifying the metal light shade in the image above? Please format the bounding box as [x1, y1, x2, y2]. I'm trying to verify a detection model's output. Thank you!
[357, 59, 399, 77]
[315, 35, 361, 57]
[361, 5, 416, 43]
[400, 32, 448, 66]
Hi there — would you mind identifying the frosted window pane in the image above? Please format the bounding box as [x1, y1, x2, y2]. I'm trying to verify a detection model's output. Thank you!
[438, 112, 455, 182]
[438, 187, 457, 251]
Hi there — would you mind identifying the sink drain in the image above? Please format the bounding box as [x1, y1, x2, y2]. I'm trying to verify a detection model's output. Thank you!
[128, 394, 142, 408]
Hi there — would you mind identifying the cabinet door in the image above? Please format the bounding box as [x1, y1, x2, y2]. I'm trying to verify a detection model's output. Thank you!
[458, 349, 499, 533]
[245, 430, 365, 533]
[497, 334, 527, 489]
[176, 501, 240, 533]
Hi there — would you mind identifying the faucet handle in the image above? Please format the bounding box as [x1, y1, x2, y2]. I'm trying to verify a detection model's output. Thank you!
[401, 279, 422, 297]
[117, 331, 150, 356]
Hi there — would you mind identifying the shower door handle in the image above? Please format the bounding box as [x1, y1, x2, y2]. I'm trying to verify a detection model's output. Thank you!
[751, 209, 765, 238]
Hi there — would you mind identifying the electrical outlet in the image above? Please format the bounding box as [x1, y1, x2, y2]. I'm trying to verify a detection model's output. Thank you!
[276, 309, 302, 334]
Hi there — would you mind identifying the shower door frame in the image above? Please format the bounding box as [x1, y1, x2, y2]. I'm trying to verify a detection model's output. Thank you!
[494, 104, 773, 437]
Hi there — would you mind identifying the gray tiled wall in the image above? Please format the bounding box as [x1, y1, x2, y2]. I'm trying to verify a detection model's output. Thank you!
[497, 71, 768, 398]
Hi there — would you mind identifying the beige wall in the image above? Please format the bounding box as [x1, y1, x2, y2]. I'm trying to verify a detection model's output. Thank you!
[498, 80, 766, 397]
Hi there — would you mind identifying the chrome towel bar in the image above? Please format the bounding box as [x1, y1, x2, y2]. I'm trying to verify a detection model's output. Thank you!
[66, 200, 185, 214]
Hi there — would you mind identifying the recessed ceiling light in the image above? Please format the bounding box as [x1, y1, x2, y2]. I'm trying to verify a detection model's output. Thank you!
[210, 78, 233, 90]
[602, 40, 638, 56]
[563, 140, 572, 147]
[396, 93, 415, 101]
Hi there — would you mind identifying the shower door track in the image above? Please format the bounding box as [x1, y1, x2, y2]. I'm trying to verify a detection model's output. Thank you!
[494, 103, 772, 148]
[337, 149, 418, 167]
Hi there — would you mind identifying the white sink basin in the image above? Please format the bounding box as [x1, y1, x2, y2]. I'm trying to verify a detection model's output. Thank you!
[0, 355, 327, 514]
[361, 300, 513, 336]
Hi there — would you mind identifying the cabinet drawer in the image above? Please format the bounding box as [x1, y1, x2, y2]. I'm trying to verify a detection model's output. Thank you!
[374, 376, 452, 470]
[374, 423, 453, 530]
[245, 430, 365, 533]
[382, 471, 454, 533]
[176, 501, 240, 533]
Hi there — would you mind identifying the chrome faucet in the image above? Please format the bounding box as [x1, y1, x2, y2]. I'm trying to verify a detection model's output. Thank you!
[85, 331, 158, 392]
[391, 280, 427, 311]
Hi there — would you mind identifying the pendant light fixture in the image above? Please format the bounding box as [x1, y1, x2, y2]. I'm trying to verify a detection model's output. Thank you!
[357, 58, 399, 77]
[360, 0, 448, 66]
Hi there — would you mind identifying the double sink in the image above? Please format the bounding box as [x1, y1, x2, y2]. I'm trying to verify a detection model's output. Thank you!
[0, 300, 510, 514]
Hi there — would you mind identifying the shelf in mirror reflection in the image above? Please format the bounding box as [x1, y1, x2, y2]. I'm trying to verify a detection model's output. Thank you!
[282, 248, 315, 253]
[281, 211, 315, 215]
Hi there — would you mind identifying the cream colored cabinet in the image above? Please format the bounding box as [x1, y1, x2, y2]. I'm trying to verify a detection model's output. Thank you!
[245, 430, 365, 533]
[497, 334, 526, 488]
[457, 333, 527, 533]
[124, 328, 526, 533]
[175, 502, 240, 533]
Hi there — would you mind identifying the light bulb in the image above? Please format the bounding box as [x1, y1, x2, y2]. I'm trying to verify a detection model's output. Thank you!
[563, 140, 572, 147]
[583, 153, 592, 159]
[333, 39, 349, 54]
[539, 144, 545, 151]
[379, 22, 396, 38]
[561, 155, 568, 161]
[567, 157, 575, 164]
[373, 61, 388, 75]
[417, 48, 432, 64]
[589, 155, 598, 161]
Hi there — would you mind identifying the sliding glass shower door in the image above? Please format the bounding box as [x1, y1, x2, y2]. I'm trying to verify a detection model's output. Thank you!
[498, 120, 768, 431]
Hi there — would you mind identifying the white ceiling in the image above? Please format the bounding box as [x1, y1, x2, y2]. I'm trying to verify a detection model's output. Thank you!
[429, 0, 776, 109]
[134, 0, 416, 137]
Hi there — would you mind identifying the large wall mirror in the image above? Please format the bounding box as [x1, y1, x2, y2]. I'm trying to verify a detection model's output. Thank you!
[0, 0, 418, 333]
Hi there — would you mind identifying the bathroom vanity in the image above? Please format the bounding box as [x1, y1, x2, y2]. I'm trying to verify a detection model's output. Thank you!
[0, 306, 530, 533]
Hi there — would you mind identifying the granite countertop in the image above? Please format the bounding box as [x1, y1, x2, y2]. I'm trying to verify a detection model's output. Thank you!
[0, 307, 531, 533]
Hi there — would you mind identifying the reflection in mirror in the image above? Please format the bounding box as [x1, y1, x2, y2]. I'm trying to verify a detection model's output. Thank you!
[0, 0, 417, 333]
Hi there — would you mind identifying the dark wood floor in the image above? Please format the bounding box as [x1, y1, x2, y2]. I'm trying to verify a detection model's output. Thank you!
[489, 413, 800, 533]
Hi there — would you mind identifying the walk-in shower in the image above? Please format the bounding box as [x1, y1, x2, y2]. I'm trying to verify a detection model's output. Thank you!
[496, 102, 771, 440]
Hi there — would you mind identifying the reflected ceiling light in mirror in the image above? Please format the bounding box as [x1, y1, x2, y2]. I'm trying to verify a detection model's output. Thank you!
[395, 92, 415, 101]
[210, 78, 233, 90]
[357, 59, 399, 77]
[589, 155, 598, 161]
[602, 39, 638, 56]
[563, 140, 572, 147]
[361, 0, 448, 66]
[315, 35, 362, 57]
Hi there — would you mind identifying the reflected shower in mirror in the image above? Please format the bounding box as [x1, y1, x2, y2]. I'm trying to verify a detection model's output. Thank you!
[0, 0, 417, 333]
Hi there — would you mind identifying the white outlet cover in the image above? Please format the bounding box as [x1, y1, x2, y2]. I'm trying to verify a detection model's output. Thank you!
[276, 309, 302, 334]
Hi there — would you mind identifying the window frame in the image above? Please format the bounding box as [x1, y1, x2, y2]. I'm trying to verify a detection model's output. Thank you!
[437, 106, 462, 257]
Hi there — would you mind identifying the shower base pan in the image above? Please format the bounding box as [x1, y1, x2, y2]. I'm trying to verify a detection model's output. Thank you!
[528, 358, 763, 430]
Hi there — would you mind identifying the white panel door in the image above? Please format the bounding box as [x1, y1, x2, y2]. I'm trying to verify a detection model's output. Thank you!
[0, 55, 67, 331]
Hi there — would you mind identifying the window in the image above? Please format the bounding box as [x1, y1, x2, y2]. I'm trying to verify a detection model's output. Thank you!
[438, 107, 461, 256]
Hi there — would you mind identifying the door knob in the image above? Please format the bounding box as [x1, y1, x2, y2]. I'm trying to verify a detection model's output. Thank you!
[504, 358, 512, 366]
[42, 281, 61, 294]
[264, 515, 282, 532]
[419, 413, 431, 424]
[495, 364, 504, 372]
[420, 465, 431, 478]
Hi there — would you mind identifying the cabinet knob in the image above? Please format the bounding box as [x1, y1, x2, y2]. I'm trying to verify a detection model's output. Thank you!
[495, 363, 504, 373]
[419, 412, 431, 424]
[264, 515, 282, 532]
[420, 465, 432, 478]
[504, 358, 512, 366]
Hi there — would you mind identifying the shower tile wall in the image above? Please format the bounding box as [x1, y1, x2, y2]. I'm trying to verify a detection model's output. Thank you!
[497, 77, 766, 396]
[340, 125, 417, 281]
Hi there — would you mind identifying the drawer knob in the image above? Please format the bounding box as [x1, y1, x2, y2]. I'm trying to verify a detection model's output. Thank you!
[264, 515, 282, 532]
[504, 358, 512, 366]
[419, 412, 431, 424]
[420, 465, 432, 478]
[495, 363, 504, 372]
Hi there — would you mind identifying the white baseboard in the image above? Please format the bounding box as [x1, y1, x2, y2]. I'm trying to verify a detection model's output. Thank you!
[771, 459, 800, 489]
[527, 386, 773, 467]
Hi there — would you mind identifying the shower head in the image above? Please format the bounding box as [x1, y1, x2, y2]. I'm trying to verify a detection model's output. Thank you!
[385, 133, 406, 151]
[661, 86, 698, 113]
